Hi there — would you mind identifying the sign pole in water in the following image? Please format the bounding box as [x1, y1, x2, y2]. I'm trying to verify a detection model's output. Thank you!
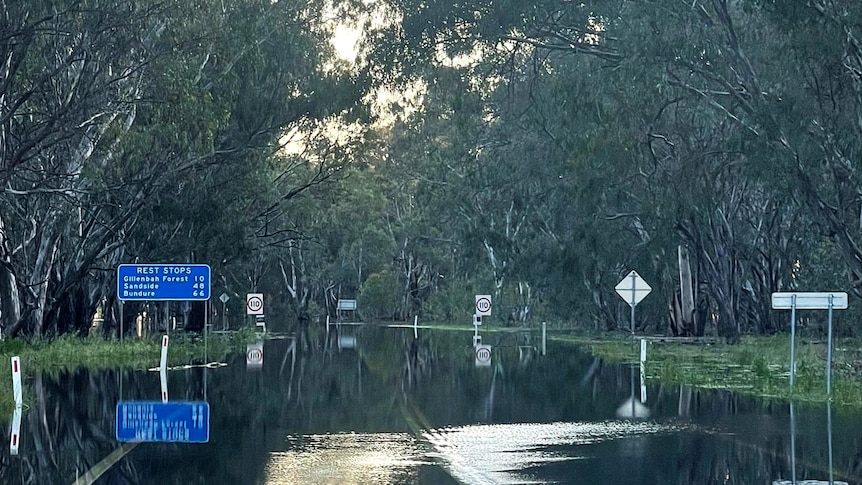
[160, 368, 169, 403]
[473, 295, 490, 347]
[10, 356, 22, 456]
[541, 322, 547, 356]
[614, 271, 651, 336]
[9, 406, 21, 456]
[10, 356, 22, 407]
[160, 335, 169, 372]
[640, 339, 647, 403]
[771, 291, 848, 394]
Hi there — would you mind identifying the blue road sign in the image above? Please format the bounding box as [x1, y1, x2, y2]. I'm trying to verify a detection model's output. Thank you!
[117, 264, 211, 301]
[116, 401, 210, 443]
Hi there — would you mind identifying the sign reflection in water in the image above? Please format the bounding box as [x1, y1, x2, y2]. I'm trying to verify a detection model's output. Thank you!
[5, 327, 862, 485]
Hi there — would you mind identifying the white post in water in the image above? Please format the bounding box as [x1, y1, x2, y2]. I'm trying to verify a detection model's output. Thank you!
[414, 315, 418, 339]
[640, 339, 647, 403]
[9, 357, 22, 453]
[160, 335, 169, 372]
[11, 356, 22, 407]
[541, 322, 547, 356]
[790, 294, 797, 388]
[827, 294, 835, 397]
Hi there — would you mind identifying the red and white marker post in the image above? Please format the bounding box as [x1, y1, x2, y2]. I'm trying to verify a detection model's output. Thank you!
[11, 356, 22, 406]
[160, 336, 169, 402]
[10, 356, 22, 455]
[160, 335, 169, 372]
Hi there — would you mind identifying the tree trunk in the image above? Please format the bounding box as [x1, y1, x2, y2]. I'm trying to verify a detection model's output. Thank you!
[677, 245, 696, 336]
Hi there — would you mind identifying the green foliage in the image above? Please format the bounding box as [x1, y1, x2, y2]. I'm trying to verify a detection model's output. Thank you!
[422, 278, 474, 322]
[4, 0, 862, 341]
[359, 270, 399, 320]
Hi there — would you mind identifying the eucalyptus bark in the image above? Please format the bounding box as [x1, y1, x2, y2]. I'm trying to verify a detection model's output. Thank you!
[677, 245, 696, 335]
[0, 214, 20, 335]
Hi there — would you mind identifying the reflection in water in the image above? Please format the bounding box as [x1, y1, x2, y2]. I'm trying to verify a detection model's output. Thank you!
[262, 432, 428, 484]
[8, 329, 862, 484]
[615, 397, 650, 419]
[423, 421, 676, 484]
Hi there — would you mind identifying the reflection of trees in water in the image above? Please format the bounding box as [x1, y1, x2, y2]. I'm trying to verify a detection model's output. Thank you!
[0, 369, 142, 484]
[401, 334, 436, 393]
[8, 332, 862, 484]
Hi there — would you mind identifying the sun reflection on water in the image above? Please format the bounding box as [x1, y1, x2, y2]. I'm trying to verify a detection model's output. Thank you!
[262, 432, 429, 484]
[262, 421, 676, 485]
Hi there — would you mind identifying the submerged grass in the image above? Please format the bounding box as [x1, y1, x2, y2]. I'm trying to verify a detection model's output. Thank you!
[0, 330, 256, 415]
[559, 333, 862, 408]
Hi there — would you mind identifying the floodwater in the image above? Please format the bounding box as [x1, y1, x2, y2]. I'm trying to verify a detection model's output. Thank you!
[4, 326, 862, 485]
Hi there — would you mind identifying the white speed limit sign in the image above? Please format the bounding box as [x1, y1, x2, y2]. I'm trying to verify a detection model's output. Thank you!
[246, 293, 264, 315]
[475, 295, 492, 316]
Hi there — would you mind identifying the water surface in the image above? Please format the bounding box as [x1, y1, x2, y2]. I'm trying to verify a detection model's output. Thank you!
[4, 326, 862, 484]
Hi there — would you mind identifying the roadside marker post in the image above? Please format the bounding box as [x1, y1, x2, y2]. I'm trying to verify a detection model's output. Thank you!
[11, 356, 22, 407]
[160, 335, 169, 372]
[9, 406, 21, 455]
[640, 339, 647, 403]
[10, 356, 22, 456]
[771, 292, 848, 396]
[160, 368, 169, 403]
[541, 322, 547, 356]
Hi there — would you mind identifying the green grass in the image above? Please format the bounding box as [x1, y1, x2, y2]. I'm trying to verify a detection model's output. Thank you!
[558, 333, 862, 408]
[0, 331, 256, 414]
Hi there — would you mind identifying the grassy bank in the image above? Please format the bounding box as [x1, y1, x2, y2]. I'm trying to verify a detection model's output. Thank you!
[560, 333, 862, 407]
[0, 331, 255, 413]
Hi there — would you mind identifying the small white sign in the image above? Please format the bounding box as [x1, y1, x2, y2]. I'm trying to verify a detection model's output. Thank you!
[475, 295, 492, 316]
[475, 345, 492, 367]
[771, 292, 848, 310]
[219, 292, 229, 304]
[337, 299, 357, 311]
[473, 314, 482, 326]
[247, 293, 264, 315]
[615, 271, 651, 307]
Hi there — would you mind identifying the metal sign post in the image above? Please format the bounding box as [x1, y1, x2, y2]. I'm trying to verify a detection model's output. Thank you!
[771, 292, 848, 395]
[614, 271, 651, 336]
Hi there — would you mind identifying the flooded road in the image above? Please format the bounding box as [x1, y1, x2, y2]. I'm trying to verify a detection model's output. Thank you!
[4, 326, 862, 484]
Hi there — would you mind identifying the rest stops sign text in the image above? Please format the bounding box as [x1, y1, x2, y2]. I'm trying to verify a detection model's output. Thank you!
[117, 264, 211, 301]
